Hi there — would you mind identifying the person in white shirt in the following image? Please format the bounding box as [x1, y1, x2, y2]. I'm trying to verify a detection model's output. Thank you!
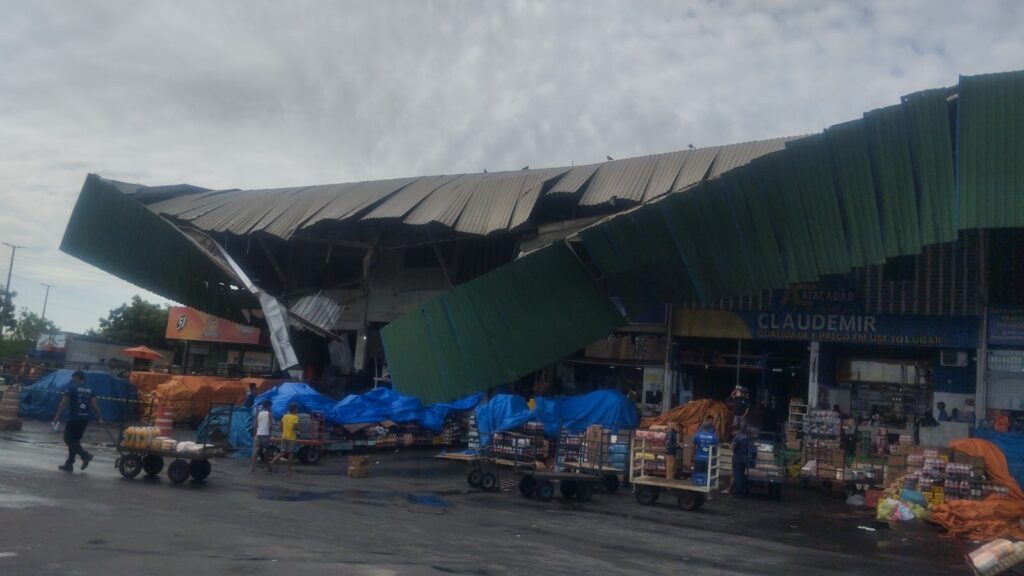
[251, 401, 272, 472]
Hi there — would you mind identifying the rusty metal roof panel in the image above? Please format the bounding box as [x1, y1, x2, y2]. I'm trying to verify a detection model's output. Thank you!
[672, 146, 721, 191]
[363, 175, 461, 220]
[642, 151, 690, 201]
[579, 154, 660, 206]
[546, 163, 600, 195]
[708, 137, 795, 178]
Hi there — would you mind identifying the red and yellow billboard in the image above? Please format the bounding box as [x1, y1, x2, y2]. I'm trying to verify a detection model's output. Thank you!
[165, 307, 263, 345]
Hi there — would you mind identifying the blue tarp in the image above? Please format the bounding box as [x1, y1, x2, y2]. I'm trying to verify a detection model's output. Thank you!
[475, 394, 534, 445]
[475, 390, 639, 445]
[252, 382, 336, 420]
[196, 406, 254, 457]
[330, 388, 484, 432]
[18, 369, 136, 422]
[534, 389, 639, 437]
[972, 428, 1024, 490]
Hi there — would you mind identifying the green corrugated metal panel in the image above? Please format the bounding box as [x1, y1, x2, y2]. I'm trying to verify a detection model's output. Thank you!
[60, 175, 258, 322]
[657, 191, 718, 301]
[864, 104, 923, 256]
[824, 119, 886, 267]
[756, 153, 819, 282]
[696, 179, 756, 296]
[902, 88, 957, 244]
[721, 163, 789, 288]
[784, 134, 851, 275]
[958, 71, 1024, 229]
[579, 206, 698, 314]
[383, 242, 624, 403]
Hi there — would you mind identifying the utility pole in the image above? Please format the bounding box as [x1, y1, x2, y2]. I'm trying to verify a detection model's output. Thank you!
[40, 283, 55, 322]
[1, 242, 24, 339]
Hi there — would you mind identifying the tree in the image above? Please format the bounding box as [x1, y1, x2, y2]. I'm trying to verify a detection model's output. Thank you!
[92, 296, 169, 348]
[0, 308, 59, 358]
[0, 288, 16, 333]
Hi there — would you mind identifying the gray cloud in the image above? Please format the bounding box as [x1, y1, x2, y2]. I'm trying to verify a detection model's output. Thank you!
[1, 0, 1022, 332]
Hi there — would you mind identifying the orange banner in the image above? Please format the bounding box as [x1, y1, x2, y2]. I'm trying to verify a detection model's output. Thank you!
[165, 307, 262, 345]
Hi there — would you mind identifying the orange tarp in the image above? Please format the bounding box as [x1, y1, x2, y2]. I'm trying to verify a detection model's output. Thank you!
[930, 438, 1024, 541]
[132, 374, 279, 423]
[641, 399, 730, 440]
[130, 371, 176, 396]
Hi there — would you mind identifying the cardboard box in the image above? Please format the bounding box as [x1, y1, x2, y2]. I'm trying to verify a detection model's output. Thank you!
[347, 467, 369, 479]
[349, 455, 370, 468]
[888, 454, 907, 466]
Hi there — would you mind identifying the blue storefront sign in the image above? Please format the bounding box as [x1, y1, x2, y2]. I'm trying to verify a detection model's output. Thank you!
[988, 311, 1024, 346]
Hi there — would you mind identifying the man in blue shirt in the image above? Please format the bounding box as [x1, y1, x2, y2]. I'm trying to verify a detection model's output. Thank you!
[730, 424, 753, 497]
[692, 416, 720, 475]
[53, 371, 104, 472]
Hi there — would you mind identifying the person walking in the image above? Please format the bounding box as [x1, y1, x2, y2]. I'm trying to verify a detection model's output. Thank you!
[251, 400, 272, 472]
[52, 370, 104, 472]
[269, 403, 300, 474]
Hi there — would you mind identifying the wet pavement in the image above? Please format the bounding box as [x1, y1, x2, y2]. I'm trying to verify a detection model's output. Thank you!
[0, 421, 972, 575]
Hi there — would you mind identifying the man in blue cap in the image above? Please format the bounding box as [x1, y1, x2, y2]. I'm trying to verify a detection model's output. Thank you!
[53, 370, 104, 472]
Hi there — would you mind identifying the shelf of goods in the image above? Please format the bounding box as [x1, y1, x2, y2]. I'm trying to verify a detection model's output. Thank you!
[803, 409, 844, 482]
[899, 449, 1005, 507]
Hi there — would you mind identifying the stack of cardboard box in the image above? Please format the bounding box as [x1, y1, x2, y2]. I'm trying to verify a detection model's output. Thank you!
[0, 384, 22, 431]
[347, 455, 370, 478]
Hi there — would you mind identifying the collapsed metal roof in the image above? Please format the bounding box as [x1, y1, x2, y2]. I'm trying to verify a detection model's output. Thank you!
[119, 137, 796, 241]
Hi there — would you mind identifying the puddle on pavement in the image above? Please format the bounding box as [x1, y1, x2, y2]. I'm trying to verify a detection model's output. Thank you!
[256, 487, 346, 502]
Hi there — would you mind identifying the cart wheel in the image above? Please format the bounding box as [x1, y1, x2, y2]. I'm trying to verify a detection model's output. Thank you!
[480, 472, 498, 492]
[167, 459, 190, 484]
[118, 454, 142, 478]
[535, 479, 555, 502]
[603, 474, 620, 494]
[298, 446, 322, 465]
[575, 482, 594, 502]
[190, 459, 212, 482]
[142, 454, 164, 476]
[635, 485, 659, 505]
[677, 491, 705, 511]
[820, 480, 833, 495]
[518, 476, 537, 497]
[466, 468, 484, 488]
[560, 481, 578, 499]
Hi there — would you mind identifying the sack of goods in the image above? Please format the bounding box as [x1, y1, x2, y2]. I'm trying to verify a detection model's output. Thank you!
[348, 455, 370, 478]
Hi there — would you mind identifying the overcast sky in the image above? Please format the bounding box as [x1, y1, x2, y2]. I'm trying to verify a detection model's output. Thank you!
[0, 0, 1021, 334]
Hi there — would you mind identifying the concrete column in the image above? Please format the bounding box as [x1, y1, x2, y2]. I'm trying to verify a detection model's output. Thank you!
[975, 307, 989, 420]
[808, 341, 821, 408]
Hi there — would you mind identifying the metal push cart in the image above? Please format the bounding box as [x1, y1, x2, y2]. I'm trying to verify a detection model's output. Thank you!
[465, 431, 542, 492]
[515, 428, 616, 502]
[258, 412, 327, 465]
[110, 425, 222, 485]
[629, 435, 719, 511]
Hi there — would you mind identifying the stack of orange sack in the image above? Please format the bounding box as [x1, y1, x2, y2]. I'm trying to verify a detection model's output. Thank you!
[929, 438, 1024, 541]
[130, 373, 279, 423]
[641, 398, 729, 440]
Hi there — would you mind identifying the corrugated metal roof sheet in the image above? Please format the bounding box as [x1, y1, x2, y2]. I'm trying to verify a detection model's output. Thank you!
[579, 154, 660, 206]
[403, 174, 482, 226]
[672, 146, 720, 191]
[958, 70, 1024, 229]
[546, 163, 600, 195]
[363, 175, 460, 220]
[642, 151, 689, 201]
[289, 293, 345, 332]
[708, 137, 795, 178]
[383, 241, 624, 403]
